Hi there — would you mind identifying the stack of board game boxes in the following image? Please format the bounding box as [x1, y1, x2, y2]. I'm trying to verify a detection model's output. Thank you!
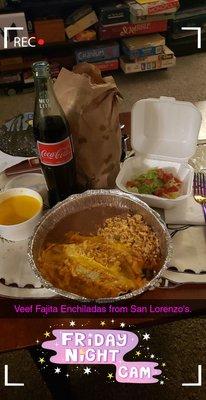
[0, 1, 180, 76]
[75, 41, 120, 72]
[65, 5, 120, 72]
[120, 33, 176, 73]
[98, 0, 180, 40]
[72, 1, 178, 73]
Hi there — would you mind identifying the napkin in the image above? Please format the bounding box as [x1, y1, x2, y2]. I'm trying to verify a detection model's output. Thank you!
[0, 237, 42, 288]
[165, 196, 205, 225]
[0, 150, 27, 174]
[170, 226, 206, 273]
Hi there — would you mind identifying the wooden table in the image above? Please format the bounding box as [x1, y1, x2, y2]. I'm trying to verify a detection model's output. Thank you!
[0, 112, 205, 353]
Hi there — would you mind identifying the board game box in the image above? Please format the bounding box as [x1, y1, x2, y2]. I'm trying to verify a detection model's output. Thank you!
[98, 20, 167, 40]
[75, 41, 120, 63]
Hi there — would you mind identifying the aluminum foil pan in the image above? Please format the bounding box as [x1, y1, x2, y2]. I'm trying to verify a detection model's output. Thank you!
[28, 189, 172, 302]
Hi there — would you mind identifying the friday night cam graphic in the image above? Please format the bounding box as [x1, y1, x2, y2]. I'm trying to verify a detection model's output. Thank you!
[34, 320, 167, 385]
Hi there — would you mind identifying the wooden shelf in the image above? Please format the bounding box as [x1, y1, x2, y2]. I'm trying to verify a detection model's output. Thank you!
[0, 0, 110, 16]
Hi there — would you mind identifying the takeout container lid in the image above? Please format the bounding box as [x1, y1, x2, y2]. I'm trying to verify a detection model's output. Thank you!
[131, 96, 202, 162]
[116, 97, 202, 209]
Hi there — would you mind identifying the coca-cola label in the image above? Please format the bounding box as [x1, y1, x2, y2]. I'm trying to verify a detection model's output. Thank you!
[37, 138, 73, 166]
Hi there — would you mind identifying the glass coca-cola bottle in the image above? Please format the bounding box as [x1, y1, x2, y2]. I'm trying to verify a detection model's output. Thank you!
[32, 61, 76, 207]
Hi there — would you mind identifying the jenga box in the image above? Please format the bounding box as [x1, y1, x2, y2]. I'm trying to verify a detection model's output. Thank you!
[0, 12, 28, 50]
[34, 19, 65, 43]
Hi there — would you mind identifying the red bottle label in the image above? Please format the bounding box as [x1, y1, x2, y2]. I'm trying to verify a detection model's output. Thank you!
[37, 137, 73, 166]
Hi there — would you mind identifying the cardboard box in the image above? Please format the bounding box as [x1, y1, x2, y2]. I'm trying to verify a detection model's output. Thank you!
[173, 5, 206, 21]
[23, 70, 34, 84]
[120, 49, 176, 73]
[72, 29, 96, 43]
[122, 33, 165, 58]
[65, 11, 98, 39]
[130, 12, 175, 23]
[0, 12, 28, 50]
[171, 13, 206, 34]
[0, 72, 21, 85]
[0, 0, 7, 8]
[130, 45, 174, 63]
[98, 20, 167, 40]
[93, 59, 119, 72]
[34, 19, 65, 43]
[0, 56, 23, 72]
[75, 41, 119, 63]
[129, 0, 179, 16]
[48, 55, 75, 69]
[161, 55, 176, 68]
[97, 3, 130, 26]
[66, 5, 93, 26]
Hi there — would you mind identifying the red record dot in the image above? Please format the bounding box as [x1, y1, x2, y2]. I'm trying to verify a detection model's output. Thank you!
[38, 38, 45, 46]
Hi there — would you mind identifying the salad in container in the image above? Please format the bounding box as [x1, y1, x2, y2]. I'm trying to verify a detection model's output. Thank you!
[116, 97, 202, 209]
[126, 168, 182, 199]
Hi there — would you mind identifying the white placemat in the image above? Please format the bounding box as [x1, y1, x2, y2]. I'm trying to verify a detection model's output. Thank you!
[169, 226, 206, 274]
[0, 150, 27, 174]
[0, 282, 55, 298]
[165, 196, 205, 225]
[0, 237, 42, 288]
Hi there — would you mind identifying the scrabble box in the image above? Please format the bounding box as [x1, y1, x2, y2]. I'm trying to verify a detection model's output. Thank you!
[98, 20, 167, 40]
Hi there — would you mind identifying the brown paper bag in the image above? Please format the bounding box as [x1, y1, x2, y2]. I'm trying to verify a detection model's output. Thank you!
[54, 64, 121, 190]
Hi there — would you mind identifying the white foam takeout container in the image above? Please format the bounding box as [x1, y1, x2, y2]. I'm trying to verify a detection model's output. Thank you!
[116, 96, 202, 209]
[0, 188, 43, 241]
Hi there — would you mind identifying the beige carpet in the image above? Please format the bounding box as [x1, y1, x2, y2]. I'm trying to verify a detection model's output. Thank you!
[1, 52, 206, 126]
